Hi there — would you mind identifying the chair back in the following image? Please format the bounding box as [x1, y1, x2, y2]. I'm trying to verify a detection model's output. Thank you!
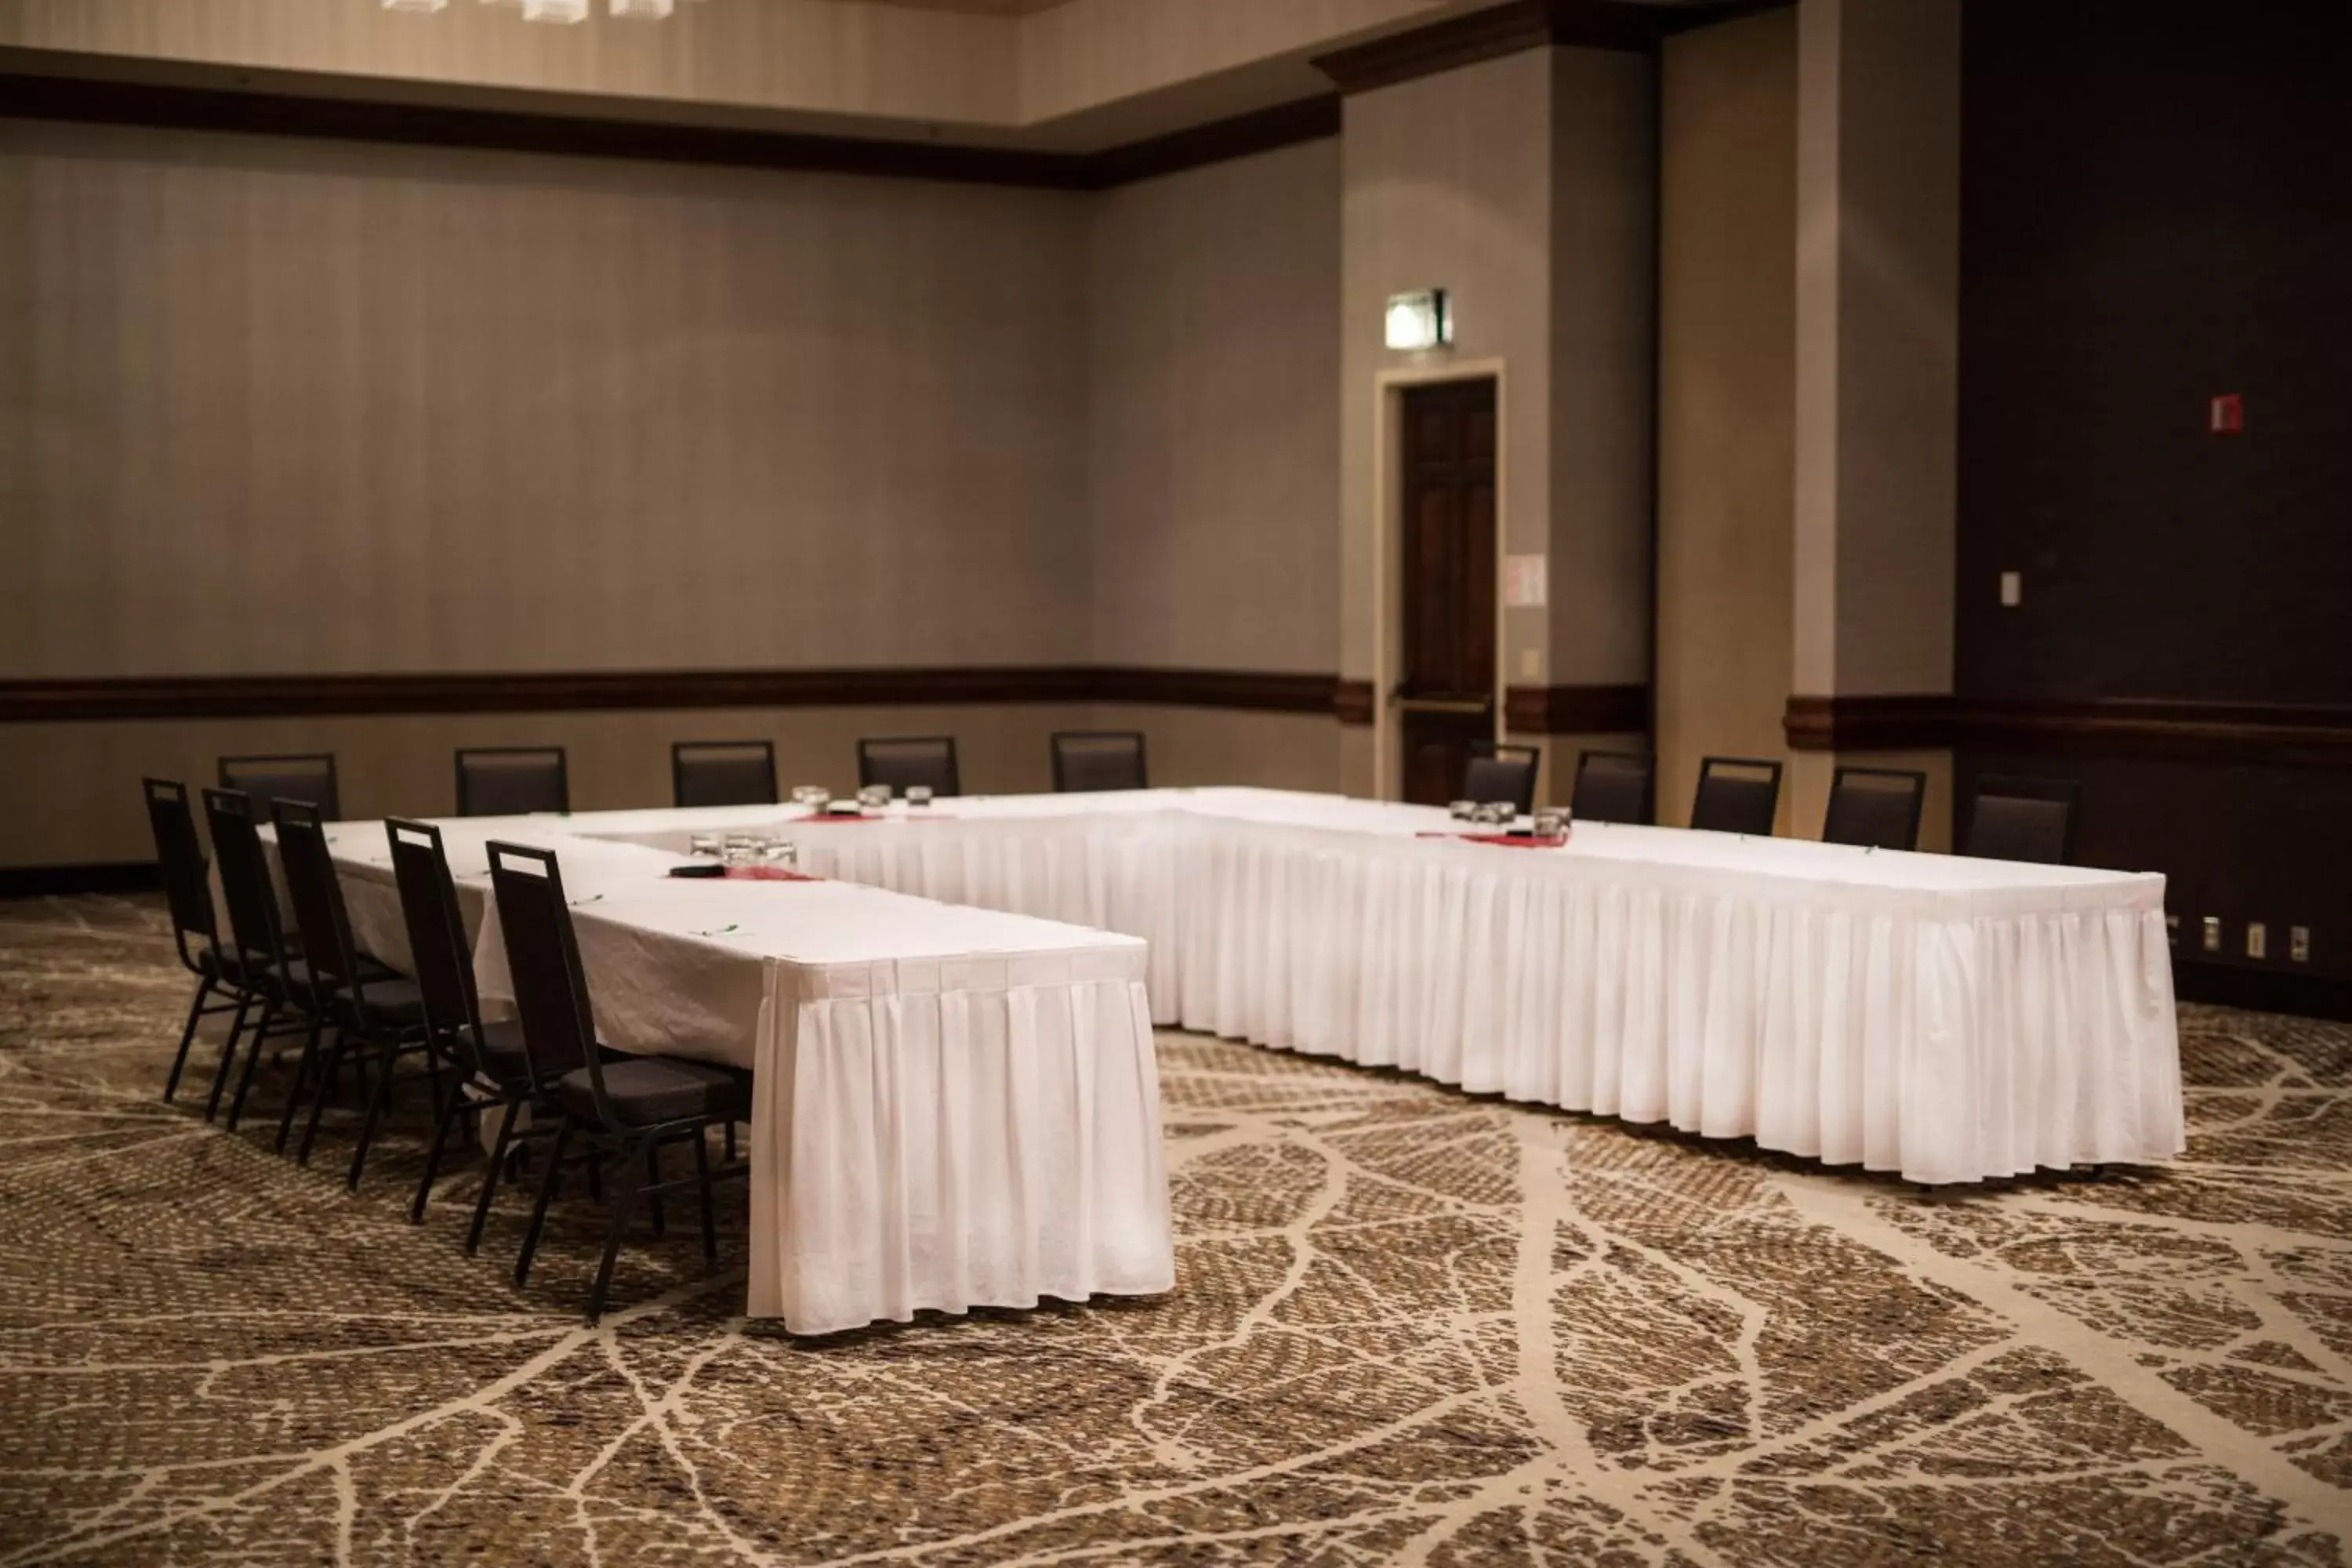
[219, 753, 340, 821]
[201, 788, 289, 975]
[671, 740, 777, 808]
[272, 799, 374, 1013]
[387, 818, 502, 1076]
[142, 778, 217, 970]
[1051, 731, 1147, 793]
[858, 735, 960, 798]
[456, 746, 570, 817]
[485, 842, 600, 1106]
[1963, 775, 2080, 865]
[1821, 766, 1927, 851]
[1461, 742, 1538, 816]
[1568, 750, 1653, 826]
[1690, 757, 1784, 837]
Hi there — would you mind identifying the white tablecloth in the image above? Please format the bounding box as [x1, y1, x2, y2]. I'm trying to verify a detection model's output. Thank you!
[321, 821, 1171, 1335]
[582, 788, 2182, 1185]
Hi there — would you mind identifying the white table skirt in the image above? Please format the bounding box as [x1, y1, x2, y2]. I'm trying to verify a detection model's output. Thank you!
[321, 822, 1171, 1334]
[597, 789, 2181, 1185]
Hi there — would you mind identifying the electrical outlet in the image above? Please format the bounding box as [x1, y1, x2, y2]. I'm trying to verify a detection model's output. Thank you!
[1999, 571, 2023, 608]
[2201, 916, 2222, 954]
[2291, 926, 2312, 964]
[2166, 914, 2180, 945]
[2246, 922, 2268, 960]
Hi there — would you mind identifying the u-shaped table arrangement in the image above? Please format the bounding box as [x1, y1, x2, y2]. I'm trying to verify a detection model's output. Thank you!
[321, 786, 2183, 1336]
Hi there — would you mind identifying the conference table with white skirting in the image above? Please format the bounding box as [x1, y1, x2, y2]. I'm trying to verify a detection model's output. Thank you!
[320, 786, 2183, 1334]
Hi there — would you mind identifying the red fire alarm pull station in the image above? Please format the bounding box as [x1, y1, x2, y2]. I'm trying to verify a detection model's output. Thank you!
[2210, 394, 2244, 434]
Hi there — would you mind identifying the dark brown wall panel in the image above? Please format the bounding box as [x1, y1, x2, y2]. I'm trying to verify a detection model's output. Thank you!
[1957, 1, 2352, 982]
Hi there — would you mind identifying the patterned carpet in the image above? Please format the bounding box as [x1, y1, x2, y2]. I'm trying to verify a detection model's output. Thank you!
[2, 895, 2350, 1566]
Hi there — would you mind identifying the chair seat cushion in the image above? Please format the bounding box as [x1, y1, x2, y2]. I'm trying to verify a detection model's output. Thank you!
[459, 1019, 539, 1082]
[343, 978, 426, 1029]
[557, 1057, 747, 1128]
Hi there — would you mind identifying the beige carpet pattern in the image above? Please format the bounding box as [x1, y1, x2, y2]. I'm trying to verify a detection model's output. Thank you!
[2, 893, 2350, 1565]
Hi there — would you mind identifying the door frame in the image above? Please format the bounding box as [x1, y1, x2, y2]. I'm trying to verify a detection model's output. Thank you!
[1371, 358, 1508, 802]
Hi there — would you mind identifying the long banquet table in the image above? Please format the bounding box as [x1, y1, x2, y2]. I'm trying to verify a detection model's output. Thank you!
[318, 786, 2181, 1327]
[320, 819, 1169, 1336]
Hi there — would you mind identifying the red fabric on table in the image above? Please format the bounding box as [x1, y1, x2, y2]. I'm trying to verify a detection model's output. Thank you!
[1413, 831, 1568, 849]
[722, 866, 821, 881]
[790, 812, 956, 824]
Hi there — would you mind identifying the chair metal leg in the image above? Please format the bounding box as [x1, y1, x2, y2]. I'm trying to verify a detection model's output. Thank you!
[162, 977, 215, 1103]
[515, 1113, 575, 1290]
[296, 1029, 348, 1167]
[585, 1137, 645, 1326]
[644, 1142, 666, 1239]
[203, 997, 260, 1123]
[411, 1073, 471, 1224]
[223, 1006, 281, 1133]
[465, 1094, 524, 1256]
[347, 1038, 397, 1192]
[694, 1130, 717, 1261]
[273, 1016, 327, 1156]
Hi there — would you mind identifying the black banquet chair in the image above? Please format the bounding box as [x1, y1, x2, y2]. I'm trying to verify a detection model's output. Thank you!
[271, 799, 437, 1190]
[144, 779, 254, 1105]
[197, 788, 325, 1131]
[1051, 731, 1148, 793]
[456, 746, 570, 817]
[1568, 750, 1653, 826]
[858, 735, 960, 799]
[387, 818, 577, 1248]
[1820, 766, 1928, 852]
[672, 740, 777, 808]
[492, 842, 750, 1323]
[1962, 775, 2080, 865]
[1690, 757, 1783, 837]
[1462, 741, 1539, 818]
[218, 753, 340, 820]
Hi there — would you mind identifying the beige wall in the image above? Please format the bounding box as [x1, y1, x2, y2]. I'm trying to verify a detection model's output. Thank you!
[1793, 0, 1960, 699]
[1544, 45, 1656, 692]
[1655, 8, 1797, 831]
[1338, 45, 1654, 797]
[1086, 140, 1341, 673]
[0, 115, 1359, 865]
[0, 118, 1088, 678]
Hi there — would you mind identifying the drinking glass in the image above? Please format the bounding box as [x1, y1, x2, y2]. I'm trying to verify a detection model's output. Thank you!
[906, 785, 935, 808]
[1448, 799, 1478, 820]
[1533, 809, 1568, 839]
[791, 785, 829, 811]
[688, 833, 724, 858]
[857, 784, 892, 809]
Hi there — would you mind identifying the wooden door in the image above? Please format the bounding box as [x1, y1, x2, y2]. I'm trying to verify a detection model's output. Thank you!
[1396, 377, 1497, 805]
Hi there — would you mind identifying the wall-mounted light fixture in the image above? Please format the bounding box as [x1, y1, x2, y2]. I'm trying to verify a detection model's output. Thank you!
[1384, 289, 1450, 352]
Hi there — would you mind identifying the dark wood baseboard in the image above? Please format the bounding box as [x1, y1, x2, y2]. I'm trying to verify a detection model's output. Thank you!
[1785, 694, 2352, 770]
[0, 862, 164, 901]
[0, 666, 1345, 724]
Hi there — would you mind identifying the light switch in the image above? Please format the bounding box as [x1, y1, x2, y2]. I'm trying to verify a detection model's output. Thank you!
[2291, 926, 2312, 964]
[2246, 922, 2268, 960]
[2201, 916, 2222, 954]
[1999, 571, 2023, 608]
[1519, 648, 1540, 680]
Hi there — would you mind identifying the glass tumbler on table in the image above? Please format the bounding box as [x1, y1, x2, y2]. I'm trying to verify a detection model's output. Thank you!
[688, 832, 724, 859]
[857, 783, 892, 810]
[906, 785, 934, 808]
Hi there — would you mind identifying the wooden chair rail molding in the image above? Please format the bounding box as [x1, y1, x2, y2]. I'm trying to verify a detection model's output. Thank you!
[1328, 683, 1648, 733]
[2, 670, 1655, 735]
[1784, 695, 2352, 769]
